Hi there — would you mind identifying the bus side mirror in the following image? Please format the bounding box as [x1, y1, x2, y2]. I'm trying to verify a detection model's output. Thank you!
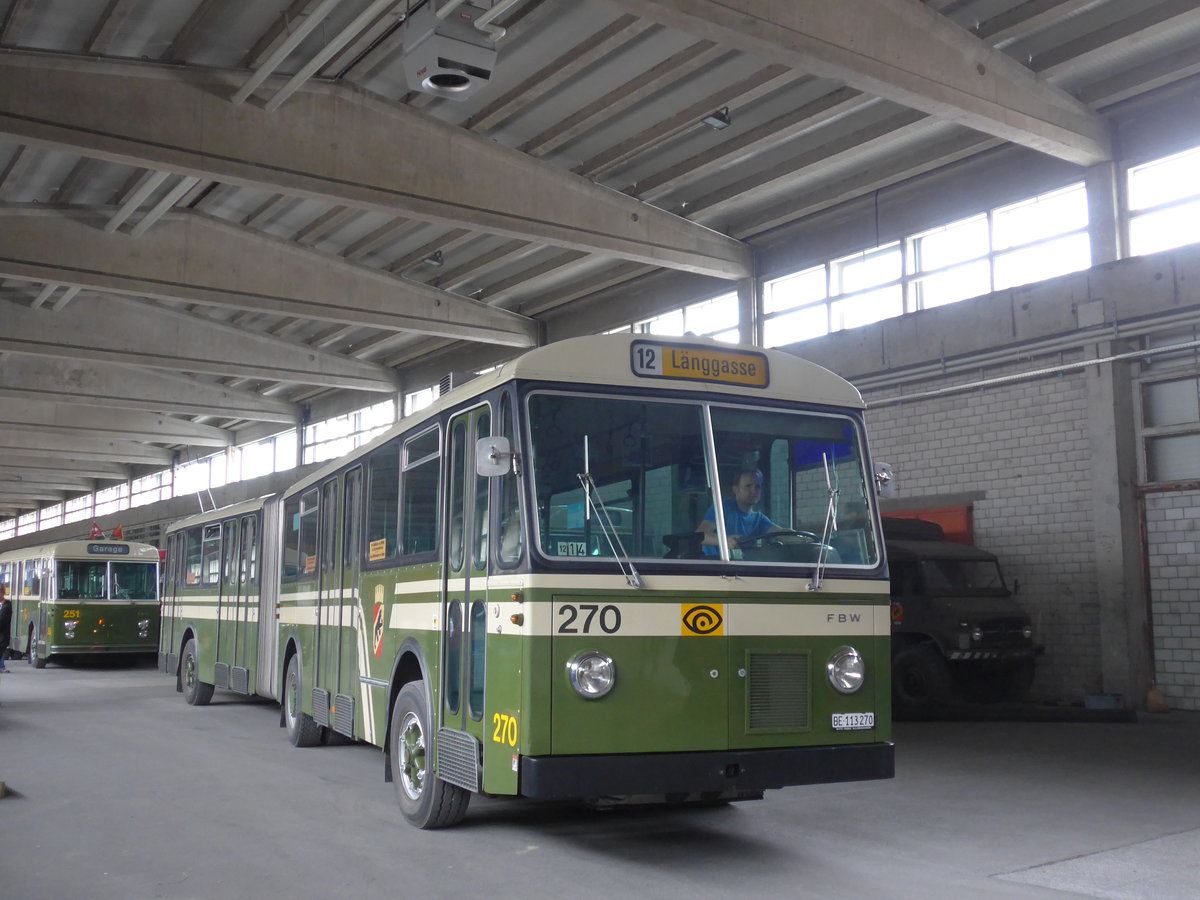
[874, 462, 896, 498]
[476, 436, 516, 477]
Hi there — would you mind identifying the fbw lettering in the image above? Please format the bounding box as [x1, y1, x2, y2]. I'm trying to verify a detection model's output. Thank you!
[827, 613, 862, 623]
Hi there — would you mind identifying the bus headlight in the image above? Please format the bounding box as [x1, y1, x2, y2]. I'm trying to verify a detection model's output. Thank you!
[827, 646, 865, 694]
[567, 651, 616, 700]
[138, 619, 151, 638]
[64, 620, 78, 638]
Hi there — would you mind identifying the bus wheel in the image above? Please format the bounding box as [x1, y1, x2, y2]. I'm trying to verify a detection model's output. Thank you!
[390, 681, 469, 829]
[29, 627, 46, 669]
[283, 656, 322, 747]
[181, 639, 214, 706]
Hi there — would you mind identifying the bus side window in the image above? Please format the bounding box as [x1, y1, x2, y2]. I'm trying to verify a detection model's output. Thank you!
[401, 428, 440, 557]
[366, 443, 400, 562]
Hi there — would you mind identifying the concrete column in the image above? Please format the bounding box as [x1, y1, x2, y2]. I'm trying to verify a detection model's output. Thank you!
[738, 250, 760, 346]
[1086, 339, 1151, 706]
[1086, 162, 1124, 265]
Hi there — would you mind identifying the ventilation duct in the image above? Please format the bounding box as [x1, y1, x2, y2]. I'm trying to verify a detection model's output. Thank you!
[402, 1, 497, 101]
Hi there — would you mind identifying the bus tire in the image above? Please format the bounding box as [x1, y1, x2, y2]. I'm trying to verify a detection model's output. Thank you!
[181, 638, 214, 706]
[283, 655, 323, 748]
[29, 626, 46, 669]
[390, 681, 469, 829]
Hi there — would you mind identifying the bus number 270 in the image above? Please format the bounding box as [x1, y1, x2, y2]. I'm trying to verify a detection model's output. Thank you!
[492, 713, 518, 746]
[556, 603, 621, 634]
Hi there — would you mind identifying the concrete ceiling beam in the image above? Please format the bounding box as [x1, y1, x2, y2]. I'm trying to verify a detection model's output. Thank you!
[0, 51, 750, 280]
[604, 0, 1111, 165]
[0, 207, 539, 349]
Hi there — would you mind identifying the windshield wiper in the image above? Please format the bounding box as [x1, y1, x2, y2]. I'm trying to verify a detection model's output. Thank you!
[578, 435, 642, 588]
[808, 452, 839, 592]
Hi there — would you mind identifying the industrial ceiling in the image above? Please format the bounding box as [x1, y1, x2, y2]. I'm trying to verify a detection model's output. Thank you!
[2, 0, 1200, 519]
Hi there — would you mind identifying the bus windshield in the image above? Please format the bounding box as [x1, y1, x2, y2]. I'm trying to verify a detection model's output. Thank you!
[57, 560, 157, 600]
[527, 392, 879, 567]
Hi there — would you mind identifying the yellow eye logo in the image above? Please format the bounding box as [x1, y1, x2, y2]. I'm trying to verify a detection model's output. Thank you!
[681, 603, 724, 636]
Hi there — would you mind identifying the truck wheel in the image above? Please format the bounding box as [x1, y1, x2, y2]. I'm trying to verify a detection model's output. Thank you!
[181, 638, 214, 706]
[893, 645, 955, 709]
[283, 655, 323, 747]
[390, 681, 469, 829]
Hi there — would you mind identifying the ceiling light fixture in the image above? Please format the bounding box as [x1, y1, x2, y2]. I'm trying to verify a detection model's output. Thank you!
[702, 107, 731, 130]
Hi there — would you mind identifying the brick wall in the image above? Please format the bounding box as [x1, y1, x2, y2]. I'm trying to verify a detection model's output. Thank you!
[863, 361, 1103, 701]
[1144, 491, 1200, 711]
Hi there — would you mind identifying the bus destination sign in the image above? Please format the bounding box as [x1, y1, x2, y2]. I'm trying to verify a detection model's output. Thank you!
[87, 543, 130, 556]
[630, 340, 769, 388]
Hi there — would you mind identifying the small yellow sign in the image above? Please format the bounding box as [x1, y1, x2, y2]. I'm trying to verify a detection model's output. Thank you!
[368, 538, 388, 562]
[632, 341, 768, 388]
[681, 603, 725, 636]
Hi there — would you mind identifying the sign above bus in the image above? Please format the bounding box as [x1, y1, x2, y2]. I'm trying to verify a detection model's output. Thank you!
[630, 340, 769, 389]
[87, 543, 130, 555]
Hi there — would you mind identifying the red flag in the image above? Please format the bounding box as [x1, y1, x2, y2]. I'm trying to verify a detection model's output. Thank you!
[90, 522, 103, 539]
[111, 524, 124, 540]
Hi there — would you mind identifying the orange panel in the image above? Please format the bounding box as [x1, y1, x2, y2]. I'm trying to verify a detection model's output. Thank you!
[883, 505, 973, 544]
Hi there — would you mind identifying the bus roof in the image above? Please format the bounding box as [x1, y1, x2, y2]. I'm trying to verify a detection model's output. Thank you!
[0, 540, 160, 563]
[165, 494, 276, 536]
[285, 334, 863, 499]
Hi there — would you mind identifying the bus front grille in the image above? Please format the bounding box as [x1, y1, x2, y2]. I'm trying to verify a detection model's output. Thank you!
[746, 652, 810, 732]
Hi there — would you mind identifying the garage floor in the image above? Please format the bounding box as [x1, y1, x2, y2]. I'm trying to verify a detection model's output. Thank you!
[1, 661, 1198, 899]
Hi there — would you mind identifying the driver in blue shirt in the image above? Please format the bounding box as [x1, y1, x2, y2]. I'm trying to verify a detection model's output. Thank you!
[698, 468, 787, 557]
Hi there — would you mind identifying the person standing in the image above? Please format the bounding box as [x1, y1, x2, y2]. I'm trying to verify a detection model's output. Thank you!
[0, 583, 12, 671]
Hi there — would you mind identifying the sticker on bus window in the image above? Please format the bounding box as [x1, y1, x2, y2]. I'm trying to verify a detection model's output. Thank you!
[304, 554, 316, 574]
[368, 539, 388, 562]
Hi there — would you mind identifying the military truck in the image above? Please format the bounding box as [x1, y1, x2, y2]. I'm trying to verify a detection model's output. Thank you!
[884, 518, 1040, 710]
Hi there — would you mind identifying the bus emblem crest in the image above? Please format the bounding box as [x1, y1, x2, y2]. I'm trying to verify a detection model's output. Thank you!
[373, 603, 385, 658]
[681, 603, 724, 636]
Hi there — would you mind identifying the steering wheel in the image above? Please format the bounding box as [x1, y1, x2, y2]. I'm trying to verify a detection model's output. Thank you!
[736, 529, 817, 549]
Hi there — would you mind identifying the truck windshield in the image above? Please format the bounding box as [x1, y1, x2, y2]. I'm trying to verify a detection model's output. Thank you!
[920, 559, 1006, 593]
[527, 392, 879, 567]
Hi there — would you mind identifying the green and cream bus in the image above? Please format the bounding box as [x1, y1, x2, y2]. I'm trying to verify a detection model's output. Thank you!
[160, 333, 894, 828]
[1, 539, 160, 667]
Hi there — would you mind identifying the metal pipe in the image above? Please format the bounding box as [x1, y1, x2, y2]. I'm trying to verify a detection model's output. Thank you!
[866, 336, 1200, 409]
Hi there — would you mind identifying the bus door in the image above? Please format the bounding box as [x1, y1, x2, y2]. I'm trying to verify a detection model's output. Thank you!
[338, 467, 363, 736]
[33, 558, 48, 658]
[159, 536, 180, 671]
[236, 514, 258, 685]
[315, 477, 347, 734]
[217, 518, 240, 689]
[440, 406, 491, 792]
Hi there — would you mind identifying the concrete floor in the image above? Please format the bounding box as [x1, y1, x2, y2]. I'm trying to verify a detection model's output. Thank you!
[1, 659, 1198, 899]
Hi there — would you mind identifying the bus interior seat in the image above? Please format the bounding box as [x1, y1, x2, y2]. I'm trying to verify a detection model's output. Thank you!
[662, 532, 704, 559]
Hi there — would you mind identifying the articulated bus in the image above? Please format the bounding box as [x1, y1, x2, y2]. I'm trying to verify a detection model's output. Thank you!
[159, 333, 894, 828]
[0, 539, 160, 667]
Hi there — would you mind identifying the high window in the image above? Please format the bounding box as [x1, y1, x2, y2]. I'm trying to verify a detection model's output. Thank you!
[1140, 372, 1200, 484]
[764, 183, 1090, 348]
[302, 399, 395, 465]
[1128, 145, 1200, 256]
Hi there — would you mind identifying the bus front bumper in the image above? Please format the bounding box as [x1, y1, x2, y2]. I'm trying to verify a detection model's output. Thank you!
[519, 741, 894, 800]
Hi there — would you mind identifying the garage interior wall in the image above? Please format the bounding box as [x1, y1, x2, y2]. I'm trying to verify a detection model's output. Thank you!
[5, 76, 1200, 711]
